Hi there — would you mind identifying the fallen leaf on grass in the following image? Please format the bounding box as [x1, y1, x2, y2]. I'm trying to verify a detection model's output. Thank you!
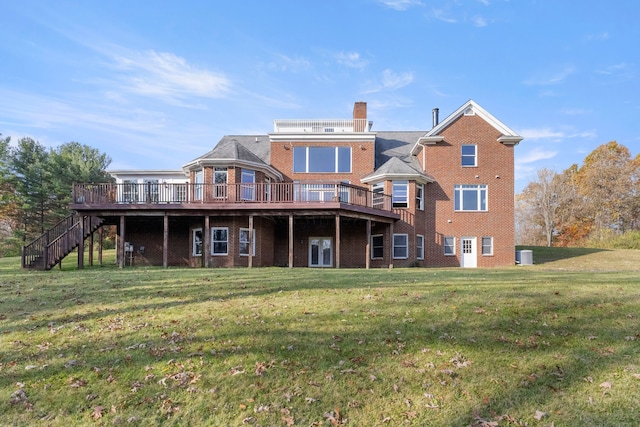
[91, 406, 104, 420]
[599, 381, 612, 389]
[324, 407, 347, 425]
[534, 410, 547, 420]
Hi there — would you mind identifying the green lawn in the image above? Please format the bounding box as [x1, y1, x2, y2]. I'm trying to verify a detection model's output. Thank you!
[1, 248, 640, 426]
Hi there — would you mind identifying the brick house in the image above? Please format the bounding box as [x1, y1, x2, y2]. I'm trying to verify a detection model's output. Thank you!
[23, 100, 522, 270]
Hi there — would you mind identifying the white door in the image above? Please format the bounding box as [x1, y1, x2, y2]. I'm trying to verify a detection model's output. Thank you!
[309, 237, 333, 267]
[461, 237, 477, 268]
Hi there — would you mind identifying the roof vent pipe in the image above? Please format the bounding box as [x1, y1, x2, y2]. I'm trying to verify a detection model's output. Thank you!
[432, 108, 439, 127]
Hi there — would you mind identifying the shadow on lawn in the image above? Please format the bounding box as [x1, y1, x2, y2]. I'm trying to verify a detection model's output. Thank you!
[516, 246, 609, 265]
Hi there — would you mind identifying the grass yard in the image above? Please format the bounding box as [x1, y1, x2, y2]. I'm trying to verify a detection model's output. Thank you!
[1, 248, 640, 426]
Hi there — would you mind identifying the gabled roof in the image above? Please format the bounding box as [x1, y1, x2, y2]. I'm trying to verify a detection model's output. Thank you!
[411, 99, 523, 155]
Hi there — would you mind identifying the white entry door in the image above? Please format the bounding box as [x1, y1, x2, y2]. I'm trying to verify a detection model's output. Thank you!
[460, 237, 477, 268]
[309, 237, 333, 267]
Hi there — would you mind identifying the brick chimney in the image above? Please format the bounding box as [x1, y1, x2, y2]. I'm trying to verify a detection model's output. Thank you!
[353, 102, 367, 131]
[353, 101, 367, 120]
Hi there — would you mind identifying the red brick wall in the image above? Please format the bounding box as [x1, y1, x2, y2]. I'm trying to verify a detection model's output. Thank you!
[422, 114, 515, 267]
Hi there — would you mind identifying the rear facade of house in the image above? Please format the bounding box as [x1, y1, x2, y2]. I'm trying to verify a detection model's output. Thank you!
[30, 99, 522, 270]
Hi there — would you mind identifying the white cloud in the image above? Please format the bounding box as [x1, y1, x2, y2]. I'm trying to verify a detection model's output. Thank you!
[110, 50, 231, 102]
[596, 62, 627, 75]
[472, 15, 489, 27]
[516, 147, 558, 164]
[520, 128, 565, 140]
[335, 51, 368, 69]
[586, 32, 610, 41]
[524, 66, 575, 86]
[362, 69, 414, 94]
[378, 0, 423, 11]
[432, 8, 458, 23]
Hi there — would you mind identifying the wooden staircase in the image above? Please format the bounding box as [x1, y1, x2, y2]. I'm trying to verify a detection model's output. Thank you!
[21, 214, 104, 270]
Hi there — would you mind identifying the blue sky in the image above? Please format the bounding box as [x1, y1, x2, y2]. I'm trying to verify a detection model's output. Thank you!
[1, 0, 638, 192]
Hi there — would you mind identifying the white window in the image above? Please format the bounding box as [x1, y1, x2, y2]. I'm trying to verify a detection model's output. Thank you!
[239, 228, 256, 256]
[192, 228, 203, 256]
[371, 182, 385, 209]
[416, 235, 424, 260]
[214, 167, 227, 199]
[393, 234, 408, 259]
[264, 176, 272, 201]
[211, 227, 228, 255]
[123, 179, 139, 203]
[416, 183, 424, 211]
[454, 184, 488, 211]
[482, 236, 493, 256]
[241, 169, 255, 201]
[194, 170, 203, 201]
[293, 146, 351, 173]
[444, 236, 455, 256]
[371, 234, 384, 259]
[462, 145, 477, 167]
[392, 181, 408, 208]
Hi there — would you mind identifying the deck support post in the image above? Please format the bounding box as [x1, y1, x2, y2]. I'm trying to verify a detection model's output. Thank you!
[118, 216, 125, 269]
[288, 214, 294, 268]
[335, 214, 340, 269]
[78, 216, 84, 269]
[203, 215, 210, 268]
[248, 215, 253, 268]
[88, 226, 94, 267]
[365, 219, 371, 269]
[163, 214, 169, 268]
[388, 222, 394, 269]
[98, 226, 103, 266]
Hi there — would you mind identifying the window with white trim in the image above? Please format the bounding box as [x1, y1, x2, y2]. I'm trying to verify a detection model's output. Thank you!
[454, 184, 488, 211]
[371, 234, 384, 259]
[482, 236, 493, 256]
[241, 169, 255, 201]
[293, 146, 351, 173]
[371, 182, 384, 209]
[194, 170, 203, 201]
[444, 236, 455, 256]
[239, 228, 256, 256]
[393, 234, 408, 259]
[462, 145, 477, 167]
[392, 181, 408, 208]
[214, 167, 227, 199]
[211, 227, 228, 255]
[192, 228, 203, 256]
[416, 235, 424, 260]
[416, 183, 424, 211]
[123, 180, 139, 203]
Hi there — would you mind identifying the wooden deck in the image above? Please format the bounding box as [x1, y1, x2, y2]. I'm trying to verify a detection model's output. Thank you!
[71, 182, 398, 220]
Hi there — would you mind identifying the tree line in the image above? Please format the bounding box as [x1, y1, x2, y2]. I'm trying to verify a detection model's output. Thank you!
[516, 141, 640, 247]
[0, 134, 111, 256]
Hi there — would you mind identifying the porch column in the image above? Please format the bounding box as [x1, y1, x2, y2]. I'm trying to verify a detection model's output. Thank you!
[88, 228, 94, 266]
[204, 215, 210, 268]
[388, 222, 394, 269]
[288, 214, 294, 268]
[335, 214, 340, 269]
[248, 215, 253, 268]
[163, 214, 169, 268]
[78, 216, 84, 269]
[118, 216, 125, 269]
[98, 226, 103, 266]
[365, 219, 371, 269]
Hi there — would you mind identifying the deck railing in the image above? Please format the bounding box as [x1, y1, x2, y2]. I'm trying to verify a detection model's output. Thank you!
[72, 182, 393, 212]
